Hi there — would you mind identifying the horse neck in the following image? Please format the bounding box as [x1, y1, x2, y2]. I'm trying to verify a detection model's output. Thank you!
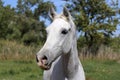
[62, 34, 80, 78]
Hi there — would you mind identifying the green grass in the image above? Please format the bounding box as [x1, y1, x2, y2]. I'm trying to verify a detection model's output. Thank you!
[0, 59, 120, 80]
[0, 60, 43, 80]
[82, 59, 120, 80]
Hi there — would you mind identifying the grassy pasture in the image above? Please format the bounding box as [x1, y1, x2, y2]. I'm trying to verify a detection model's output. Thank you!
[0, 40, 120, 80]
[83, 59, 120, 80]
[0, 59, 120, 80]
[0, 60, 43, 80]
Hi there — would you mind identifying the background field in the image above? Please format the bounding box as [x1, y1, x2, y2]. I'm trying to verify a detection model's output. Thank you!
[0, 40, 120, 80]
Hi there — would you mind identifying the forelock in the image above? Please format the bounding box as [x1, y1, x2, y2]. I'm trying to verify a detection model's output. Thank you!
[53, 14, 68, 22]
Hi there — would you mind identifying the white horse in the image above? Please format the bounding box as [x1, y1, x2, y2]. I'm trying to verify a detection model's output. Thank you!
[36, 7, 85, 80]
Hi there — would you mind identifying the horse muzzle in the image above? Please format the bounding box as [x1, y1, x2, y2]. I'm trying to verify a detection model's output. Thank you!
[36, 55, 51, 70]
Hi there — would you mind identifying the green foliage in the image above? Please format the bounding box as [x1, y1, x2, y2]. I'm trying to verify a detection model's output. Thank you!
[0, 5, 15, 39]
[0, 0, 54, 45]
[67, 0, 119, 55]
[12, 14, 46, 45]
[34, 1, 55, 20]
[0, 0, 3, 7]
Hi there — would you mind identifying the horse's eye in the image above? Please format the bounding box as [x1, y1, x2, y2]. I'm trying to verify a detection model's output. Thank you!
[61, 29, 68, 35]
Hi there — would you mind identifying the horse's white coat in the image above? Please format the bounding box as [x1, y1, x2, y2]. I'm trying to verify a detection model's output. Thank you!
[36, 7, 85, 80]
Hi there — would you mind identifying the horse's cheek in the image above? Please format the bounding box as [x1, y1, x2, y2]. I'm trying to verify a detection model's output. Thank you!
[63, 41, 71, 53]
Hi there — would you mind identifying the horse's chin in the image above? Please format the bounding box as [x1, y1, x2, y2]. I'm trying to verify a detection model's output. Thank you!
[39, 65, 51, 70]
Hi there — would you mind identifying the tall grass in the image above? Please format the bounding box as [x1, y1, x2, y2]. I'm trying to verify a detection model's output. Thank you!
[79, 45, 120, 61]
[0, 39, 120, 61]
[0, 40, 41, 60]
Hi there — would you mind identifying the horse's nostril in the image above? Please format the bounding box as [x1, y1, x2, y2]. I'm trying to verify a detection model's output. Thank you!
[42, 55, 48, 60]
[36, 55, 39, 62]
[42, 55, 48, 65]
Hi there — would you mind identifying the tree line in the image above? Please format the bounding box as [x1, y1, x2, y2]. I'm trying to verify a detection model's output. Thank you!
[0, 0, 120, 55]
[0, 0, 54, 45]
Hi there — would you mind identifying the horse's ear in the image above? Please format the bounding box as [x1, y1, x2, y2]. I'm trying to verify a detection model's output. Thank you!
[49, 6, 57, 20]
[63, 7, 70, 20]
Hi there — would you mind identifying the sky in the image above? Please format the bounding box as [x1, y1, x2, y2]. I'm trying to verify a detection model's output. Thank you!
[2, 0, 66, 13]
[3, 0, 17, 7]
[2, 0, 120, 36]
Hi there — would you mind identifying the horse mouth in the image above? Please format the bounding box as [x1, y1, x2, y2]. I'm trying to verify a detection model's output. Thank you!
[37, 59, 51, 70]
